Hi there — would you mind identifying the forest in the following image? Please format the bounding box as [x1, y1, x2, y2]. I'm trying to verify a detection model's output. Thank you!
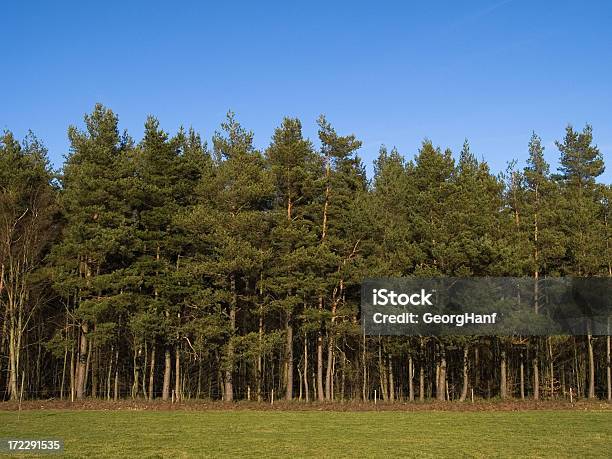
[0, 104, 610, 404]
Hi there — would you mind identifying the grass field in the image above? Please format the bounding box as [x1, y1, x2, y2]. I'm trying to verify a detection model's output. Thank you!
[1, 409, 611, 458]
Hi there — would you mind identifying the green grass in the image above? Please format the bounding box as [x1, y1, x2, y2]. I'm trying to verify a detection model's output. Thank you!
[1, 409, 610, 458]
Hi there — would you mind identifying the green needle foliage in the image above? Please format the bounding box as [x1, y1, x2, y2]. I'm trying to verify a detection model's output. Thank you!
[1, 106, 610, 404]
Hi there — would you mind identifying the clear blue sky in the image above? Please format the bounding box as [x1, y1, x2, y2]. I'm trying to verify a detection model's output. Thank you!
[2, 0, 611, 182]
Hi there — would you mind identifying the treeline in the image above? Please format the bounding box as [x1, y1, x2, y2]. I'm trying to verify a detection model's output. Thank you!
[0, 104, 610, 403]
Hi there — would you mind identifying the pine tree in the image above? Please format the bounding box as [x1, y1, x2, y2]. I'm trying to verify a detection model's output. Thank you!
[367, 146, 413, 276]
[52, 104, 133, 400]
[557, 125, 604, 191]
[315, 116, 365, 400]
[409, 140, 456, 275]
[516, 133, 565, 399]
[556, 125, 606, 399]
[446, 140, 506, 276]
[556, 125, 606, 276]
[127, 117, 198, 401]
[187, 112, 272, 401]
[265, 117, 320, 400]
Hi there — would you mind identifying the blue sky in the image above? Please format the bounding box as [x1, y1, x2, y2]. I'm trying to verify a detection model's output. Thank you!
[2, 0, 611, 182]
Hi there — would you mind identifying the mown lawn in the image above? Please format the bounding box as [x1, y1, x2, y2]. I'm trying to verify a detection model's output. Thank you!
[1, 409, 610, 458]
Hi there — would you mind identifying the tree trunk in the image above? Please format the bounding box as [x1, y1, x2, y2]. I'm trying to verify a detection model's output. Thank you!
[587, 331, 595, 399]
[148, 344, 155, 400]
[436, 346, 446, 401]
[257, 308, 263, 402]
[70, 337, 75, 402]
[388, 355, 395, 402]
[533, 345, 539, 400]
[106, 347, 112, 400]
[175, 345, 181, 402]
[419, 338, 426, 401]
[548, 336, 555, 398]
[325, 332, 334, 401]
[303, 335, 309, 402]
[325, 340, 334, 400]
[113, 348, 119, 401]
[256, 278, 264, 402]
[7, 315, 19, 400]
[75, 322, 88, 400]
[132, 345, 140, 399]
[419, 365, 425, 401]
[84, 335, 92, 396]
[162, 348, 171, 401]
[520, 352, 525, 400]
[316, 154, 331, 402]
[61, 342, 67, 400]
[361, 329, 367, 401]
[500, 347, 507, 399]
[6, 286, 25, 401]
[459, 345, 469, 401]
[340, 349, 346, 401]
[408, 354, 414, 401]
[316, 298, 324, 401]
[378, 339, 387, 401]
[606, 333, 611, 401]
[224, 274, 237, 402]
[91, 336, 98, 398]
[284, 313, 293, 400]
[141, 342, 147, 397]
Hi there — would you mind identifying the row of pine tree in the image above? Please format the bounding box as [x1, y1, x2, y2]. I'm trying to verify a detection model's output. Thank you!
[1, 104, 610, 402]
